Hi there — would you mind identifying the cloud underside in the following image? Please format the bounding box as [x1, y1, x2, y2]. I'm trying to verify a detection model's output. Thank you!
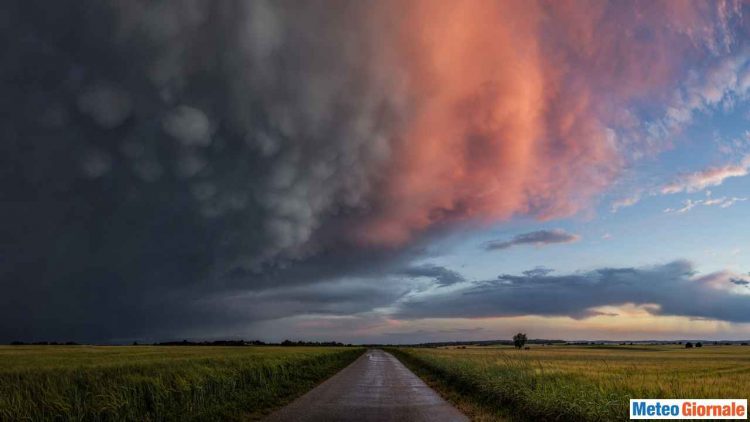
[399, 264, 466, 286]
[0, 1, 747, 341]
[233, 261, 750, 326]
[485, 229, 580, 251]
[397, 261, 750, 323]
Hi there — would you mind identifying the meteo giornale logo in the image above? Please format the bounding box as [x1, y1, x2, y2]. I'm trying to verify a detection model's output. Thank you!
[630, 399, 747, 420]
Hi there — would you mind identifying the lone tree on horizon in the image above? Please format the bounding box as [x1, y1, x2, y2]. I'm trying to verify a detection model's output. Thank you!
[513, 332, 528, 349]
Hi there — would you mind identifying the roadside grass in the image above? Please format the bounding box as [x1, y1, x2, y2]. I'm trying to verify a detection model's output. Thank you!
[0, 345, 363, 421]
[389, 345, 750, 422]
[387, 349, 509, 422]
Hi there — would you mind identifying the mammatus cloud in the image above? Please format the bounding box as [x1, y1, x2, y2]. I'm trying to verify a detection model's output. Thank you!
[396, 261, 750, 323]
[484, 230, 580, 251]
[0, 0, 747, 342]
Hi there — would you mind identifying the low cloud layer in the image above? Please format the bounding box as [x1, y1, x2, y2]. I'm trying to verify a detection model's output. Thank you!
[397, 261, 750, 323]
[485, 230, 580, 251]
[400, 264, 465, 287]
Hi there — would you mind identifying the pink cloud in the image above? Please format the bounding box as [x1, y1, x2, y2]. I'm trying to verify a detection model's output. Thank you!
[354, 0, 740, 245]
[661, 155, 750, 194]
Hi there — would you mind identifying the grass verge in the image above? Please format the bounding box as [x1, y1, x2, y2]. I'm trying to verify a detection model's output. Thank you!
[387, 348, 509, 421]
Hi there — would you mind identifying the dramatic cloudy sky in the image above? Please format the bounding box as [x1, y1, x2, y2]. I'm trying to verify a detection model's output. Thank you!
[2, 0, 750, 343]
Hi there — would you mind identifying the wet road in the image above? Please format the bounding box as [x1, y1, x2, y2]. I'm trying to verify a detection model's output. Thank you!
[264, 349, 469, 422]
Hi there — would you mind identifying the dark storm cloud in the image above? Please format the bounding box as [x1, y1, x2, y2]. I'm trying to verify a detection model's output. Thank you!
[378, 327, 485, 343]
[399, 264, 465, 287]
[396, 261, 750, 323]
[0, 0, 407, 342]
[730, 278, 749, 287]
[208, 278, 412, 323]
[484, 229, 581, 251]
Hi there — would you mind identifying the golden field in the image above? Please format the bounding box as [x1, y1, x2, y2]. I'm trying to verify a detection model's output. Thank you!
[391, 344, 750, 421]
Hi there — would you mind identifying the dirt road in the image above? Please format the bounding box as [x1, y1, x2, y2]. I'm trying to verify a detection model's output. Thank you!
[264, 349, 469, 422]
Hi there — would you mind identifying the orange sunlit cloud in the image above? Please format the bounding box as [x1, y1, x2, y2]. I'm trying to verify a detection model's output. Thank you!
[355, 0, 734, 245]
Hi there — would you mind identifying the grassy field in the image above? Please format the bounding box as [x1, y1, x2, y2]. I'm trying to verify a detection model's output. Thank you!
[0, 345, 363, 421]
[390, 345, 750, 422]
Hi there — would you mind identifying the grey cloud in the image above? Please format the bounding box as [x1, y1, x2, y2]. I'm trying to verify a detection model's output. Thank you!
[0, 0, 407, 343]
[730, 278, 749, 287]
[397, 261, 750, 323]
[211, 278, 412, 323]
[484, 229, 581, 251]
[522, 267, 554, 277]
[76, 82, 133, 129]
[378, 327, 485, 343]
[400, 264, 465, 287]
[162, 106, 212, 147]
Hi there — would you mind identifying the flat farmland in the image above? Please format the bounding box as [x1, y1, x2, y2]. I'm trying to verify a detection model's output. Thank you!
[0, 345, 363, 421]
[390, 345, 750, 421]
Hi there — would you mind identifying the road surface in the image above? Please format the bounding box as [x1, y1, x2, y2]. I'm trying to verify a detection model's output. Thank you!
[265, 349, 469, 422]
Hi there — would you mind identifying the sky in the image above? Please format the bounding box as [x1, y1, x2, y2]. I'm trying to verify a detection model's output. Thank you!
[1, 0, 750, 344]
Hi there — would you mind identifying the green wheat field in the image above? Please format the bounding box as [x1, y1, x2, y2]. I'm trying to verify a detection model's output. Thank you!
[0, 345, 363, 421]
[391, 345, 750, 421]
[2, 344, 749, 421]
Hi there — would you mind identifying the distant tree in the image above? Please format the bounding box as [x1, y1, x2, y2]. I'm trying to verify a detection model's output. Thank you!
[513, 333, 528, 349]
[685, 342, 694, 348]
[695, 342, 702, 348]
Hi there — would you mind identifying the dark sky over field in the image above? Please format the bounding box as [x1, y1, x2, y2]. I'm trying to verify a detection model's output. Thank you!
[2, 1, 750, 343]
